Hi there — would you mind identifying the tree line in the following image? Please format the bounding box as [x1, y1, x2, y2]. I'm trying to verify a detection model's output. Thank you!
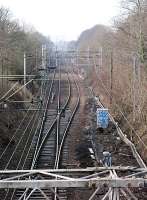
[76, 0, 147, 159]
[0, 7, 53, 95]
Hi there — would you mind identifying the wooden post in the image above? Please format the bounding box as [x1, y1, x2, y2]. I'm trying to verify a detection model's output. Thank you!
[110, 51, 113, 105]
[1, 58, 4, 95]
[23, 52, 26, 98]
[35, 49, 38, 70]
[132, 55, 141, 122]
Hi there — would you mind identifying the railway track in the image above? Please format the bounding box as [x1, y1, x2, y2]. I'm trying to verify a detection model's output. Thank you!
[7, 67, 81, 200]
[0, 50, 146, 200]
[0, 70, 56, 199]
[0, 71, 54, 170]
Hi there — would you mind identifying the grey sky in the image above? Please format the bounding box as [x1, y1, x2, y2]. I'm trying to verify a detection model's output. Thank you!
[0, 0, 121, 41]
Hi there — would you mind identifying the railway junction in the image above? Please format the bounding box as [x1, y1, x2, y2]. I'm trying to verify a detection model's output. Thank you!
[0, 49, 146, 200]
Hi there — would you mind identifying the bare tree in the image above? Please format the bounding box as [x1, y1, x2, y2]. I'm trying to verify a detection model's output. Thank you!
[121, 0, 146, 62]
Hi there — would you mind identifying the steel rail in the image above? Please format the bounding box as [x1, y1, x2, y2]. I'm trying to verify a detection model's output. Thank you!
[0, 73, 47, 162]
[15, 67, 70, 198]
[54, 72, 80, 169]
[4, 110, 37, 170]
[3, 110, 39, 200]
[19, 70, 71, 200]
[54, 65, 61, 200]
[2, 73, 49, 169]
[53, 71, 80, 200]
[11, 71, 56, 199]
[3, 71, 53, 200]
[2, 80, 43, 200]
[4, 107, 41, 200]
[31, 70, 56, 169]
[31, 72, 71, 168]
[54, 65, 61, 169]
[9, 97, 49, 200]
[20, 71, 54, 170]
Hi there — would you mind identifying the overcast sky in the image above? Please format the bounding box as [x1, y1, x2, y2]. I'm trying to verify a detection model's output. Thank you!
[0, 0, 121, 41]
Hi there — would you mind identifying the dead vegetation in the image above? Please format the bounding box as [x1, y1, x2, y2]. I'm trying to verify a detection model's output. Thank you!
[76, 0, 147, 161]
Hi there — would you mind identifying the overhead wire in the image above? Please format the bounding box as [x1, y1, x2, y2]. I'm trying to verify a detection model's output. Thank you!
[5, 79, 34, 101]
[14, 71, 55, 199]
[4, 110, 36, 170]
[3, 75, 49, 200]
[3, 74, 49, 168]
[0, 79, 34, 106]
[31, 70, 55, 169]
[0, 72, 48, 161]
[0, 82, 18, 102]
[21, 73, 50, 169]
[0, 106, 32, 160]
[9, 104, 42, 200]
